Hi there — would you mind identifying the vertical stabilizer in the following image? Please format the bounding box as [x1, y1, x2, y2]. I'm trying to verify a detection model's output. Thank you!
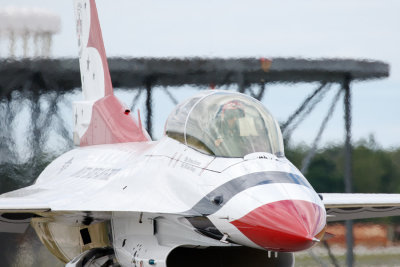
[73, 0, 151, 146]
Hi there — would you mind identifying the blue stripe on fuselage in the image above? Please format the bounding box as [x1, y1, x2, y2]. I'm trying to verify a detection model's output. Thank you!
[186, 171, 311, 216]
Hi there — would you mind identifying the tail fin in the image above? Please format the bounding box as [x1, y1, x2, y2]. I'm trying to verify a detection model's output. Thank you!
[73, 0, 150, 146]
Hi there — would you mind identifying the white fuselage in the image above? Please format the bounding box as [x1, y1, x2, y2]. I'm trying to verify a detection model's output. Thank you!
[33, 136, 326, 258]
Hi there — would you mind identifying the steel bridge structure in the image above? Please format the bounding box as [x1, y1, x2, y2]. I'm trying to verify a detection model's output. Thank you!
[0, 57, 390, 267]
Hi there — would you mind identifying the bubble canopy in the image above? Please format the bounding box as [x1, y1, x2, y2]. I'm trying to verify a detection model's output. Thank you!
[165, 91, 284, 158]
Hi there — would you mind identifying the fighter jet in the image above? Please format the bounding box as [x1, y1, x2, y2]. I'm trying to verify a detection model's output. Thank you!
[1, 1, 400, 266]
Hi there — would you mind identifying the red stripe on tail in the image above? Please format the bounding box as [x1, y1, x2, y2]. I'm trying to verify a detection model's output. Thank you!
[87, 0, 113, 96]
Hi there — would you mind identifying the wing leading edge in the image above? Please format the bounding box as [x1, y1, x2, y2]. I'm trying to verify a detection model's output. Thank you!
[322, 193, 400, 222]
[0, 196, 50, 233]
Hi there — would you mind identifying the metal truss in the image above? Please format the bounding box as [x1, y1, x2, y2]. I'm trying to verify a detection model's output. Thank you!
[0, 57, 390, 267]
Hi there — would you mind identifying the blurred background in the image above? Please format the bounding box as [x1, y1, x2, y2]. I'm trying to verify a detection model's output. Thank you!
[0, 0, 399, 266]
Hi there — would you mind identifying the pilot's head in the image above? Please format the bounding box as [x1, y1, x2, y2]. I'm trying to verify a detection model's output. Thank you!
[221, 101, 245, 128]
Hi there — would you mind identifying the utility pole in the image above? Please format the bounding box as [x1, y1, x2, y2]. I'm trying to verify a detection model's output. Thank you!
[343, 74, 354, 267]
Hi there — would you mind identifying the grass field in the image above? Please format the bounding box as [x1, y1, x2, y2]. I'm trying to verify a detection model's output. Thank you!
[295, 245, 400, 267]
[3, 226, 400, 266]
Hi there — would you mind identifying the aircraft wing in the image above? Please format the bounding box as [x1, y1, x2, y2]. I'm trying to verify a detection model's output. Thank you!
[322, 193, 400, 222]
[0, 195, 113, 234]
[0, 184, 114, 234]
[0, 195, 50, 233]
[0, 195, 49, 233]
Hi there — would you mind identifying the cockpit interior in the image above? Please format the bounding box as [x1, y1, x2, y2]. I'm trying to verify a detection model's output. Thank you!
[165, 91, 284, 158]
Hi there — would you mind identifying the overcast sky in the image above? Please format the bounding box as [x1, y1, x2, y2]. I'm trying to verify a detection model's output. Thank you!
[1, 0, 399, 148]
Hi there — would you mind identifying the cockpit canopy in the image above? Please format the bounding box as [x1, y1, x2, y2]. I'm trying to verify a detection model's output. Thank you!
[165, 91, 284, 158]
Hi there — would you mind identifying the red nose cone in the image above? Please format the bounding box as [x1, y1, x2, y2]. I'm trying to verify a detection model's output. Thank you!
[231, 200, 325, 252]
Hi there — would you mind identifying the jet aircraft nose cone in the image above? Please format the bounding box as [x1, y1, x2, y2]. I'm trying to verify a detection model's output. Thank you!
[231, 199, 326, 252]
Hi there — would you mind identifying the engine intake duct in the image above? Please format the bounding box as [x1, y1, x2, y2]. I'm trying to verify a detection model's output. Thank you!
[66, 247, 117, 267]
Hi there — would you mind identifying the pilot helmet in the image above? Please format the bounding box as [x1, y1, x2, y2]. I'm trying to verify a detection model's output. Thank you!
[221, 101, 245, 121]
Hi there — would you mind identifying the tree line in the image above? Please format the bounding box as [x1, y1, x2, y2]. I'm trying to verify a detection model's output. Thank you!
[286, 136, 400, 195]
